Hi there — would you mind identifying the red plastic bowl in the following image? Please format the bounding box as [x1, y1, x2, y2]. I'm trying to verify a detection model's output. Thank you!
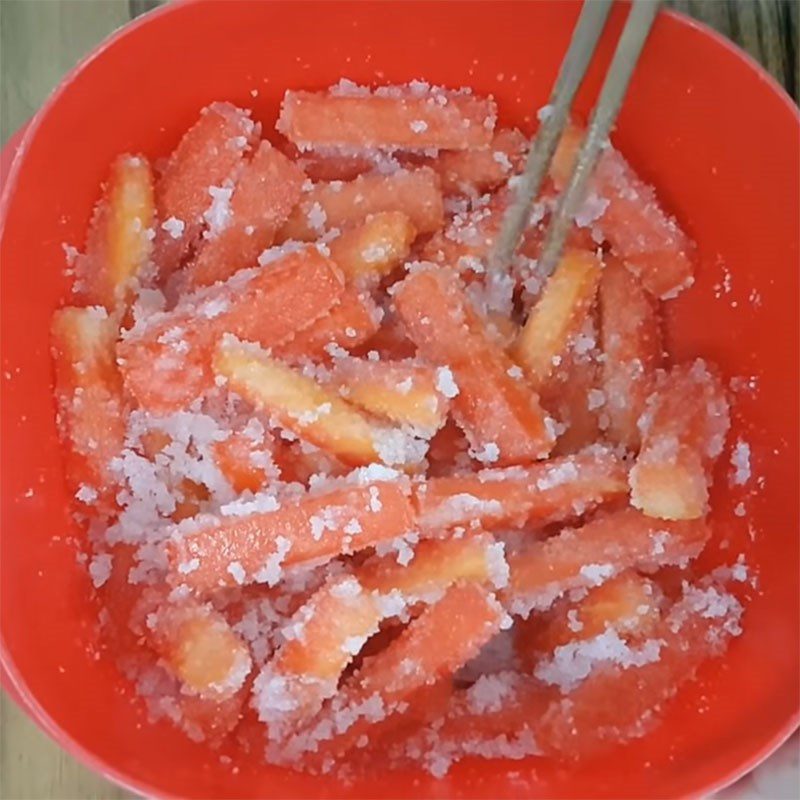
[1, 1, 798, 797]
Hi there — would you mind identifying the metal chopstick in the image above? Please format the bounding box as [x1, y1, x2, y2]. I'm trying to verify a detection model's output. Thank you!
[491, 0, 662, 278]
[490, 0, 613, 272]
[536, 0, 662, 279]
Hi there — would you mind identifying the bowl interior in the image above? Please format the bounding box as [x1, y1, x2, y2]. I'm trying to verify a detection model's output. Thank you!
[1, 1, 798, 797]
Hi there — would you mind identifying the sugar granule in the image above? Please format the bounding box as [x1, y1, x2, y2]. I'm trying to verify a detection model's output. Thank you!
[435, 366, 459, 398]
[492, 150, 513, 171]
[75, 484, 98, 504]
[161, 216, 185, 239]
[88, 553, 113, 588]
[730, 439, 751, 486]
[203, 185, 234, 237]
[227, 561, 247, 585]
[307, 202, 327, 232]
[330, 576, 363, 599]
[177, 558, 200, 575]
[62, 243, 80, 266]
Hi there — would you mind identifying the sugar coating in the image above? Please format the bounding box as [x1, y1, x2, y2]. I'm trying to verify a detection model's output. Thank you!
[535, 629, 664, 692]
[536, 460, 579, 491]
[330, 576, 363, 598]
[466, 672, 518, 713]
[56, 84, 746, 779]
[373, 427, 428, 467]
[253, 536, 293, 586]
[578, 563, 616, 586]
[220, 492, 280, 517]
[485, 540, 510, 589]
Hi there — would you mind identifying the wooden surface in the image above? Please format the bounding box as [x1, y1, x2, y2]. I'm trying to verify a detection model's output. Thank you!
[0, 1, 797, 798]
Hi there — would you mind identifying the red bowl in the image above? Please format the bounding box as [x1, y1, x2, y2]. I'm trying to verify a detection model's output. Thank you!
[1, 1, 798, 797]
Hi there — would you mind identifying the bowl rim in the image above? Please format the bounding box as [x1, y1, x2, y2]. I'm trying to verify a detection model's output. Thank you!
[0, 1, 798, 798]
[2, 0, 798, 224]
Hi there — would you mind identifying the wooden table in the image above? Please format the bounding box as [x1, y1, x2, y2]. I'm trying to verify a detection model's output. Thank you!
[0, 1, 797, 798]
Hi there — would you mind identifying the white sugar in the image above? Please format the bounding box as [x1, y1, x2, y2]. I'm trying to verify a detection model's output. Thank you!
[161, 216, 185, 239]
[587, 389, 606, 411]
[341, 635, 368, 655]
[730, 439, 751, 486]
[395, 536, 415, 566]
[199, 297, 229, 319]
[671, 582, 744, 641]
[291, 402, 332, 425]
[227, 561, 246, 585]
[574, 192, 609, 228]
[177, 558, 200, 574]
[253, 671, 302, 721]
[567, 609, 583, 632]
[62, 242, 80, 266]
[469, 441, 500, 464]
[203, 185, 234, 237]
[309, 515, 326, 541]
[329, 78, 371, 96]
[330, 576, 363, 599]
[258, 240, 307, 266]
[75, 484, 98, 504]
[485, 540, 510, 589]
[375, 530, 419, 566]
[492, 150, 513, 172]
[435, 366, 459, 398]
[253, 535, 292, 586]
[88, 553, 113, 588]
[535, 629, 663, 692]
[730, 556, 749, 582]
[361, 242, 390, 263]
[373, 427, 428, 467]
[430, 493, 504, 525]
[343, 518, 362, 535]
[466, 672, 517, 714]
[543, 416, 561, 443]
[345, 464, 402, 486]
[372, 589, 407, 618]
[536, 460, 579, 491]
[651, 531, 671, 556]
[241, 417, 266, 443]
[307, 202, 327, 232]
[579, 563, 615, 586]
[324, 342, 350, 360]
[219, 492, 280, 517]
